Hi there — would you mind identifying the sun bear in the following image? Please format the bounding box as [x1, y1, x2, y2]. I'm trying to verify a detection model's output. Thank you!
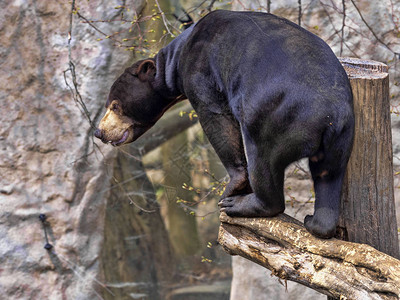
[94, 10, 354, 239]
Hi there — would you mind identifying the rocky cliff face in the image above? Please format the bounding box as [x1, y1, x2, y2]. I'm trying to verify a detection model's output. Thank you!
[0, 0, 144, 298]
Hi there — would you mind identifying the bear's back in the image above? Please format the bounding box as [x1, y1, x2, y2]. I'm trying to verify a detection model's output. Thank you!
[180, 10, 350, 107]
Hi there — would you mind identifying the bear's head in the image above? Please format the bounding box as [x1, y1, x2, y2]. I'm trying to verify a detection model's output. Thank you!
[94, 58, 173, 146]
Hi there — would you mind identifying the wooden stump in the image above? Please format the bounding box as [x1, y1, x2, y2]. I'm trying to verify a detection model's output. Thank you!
[338, 58, 399, 259]
[218, 58, 400, 299]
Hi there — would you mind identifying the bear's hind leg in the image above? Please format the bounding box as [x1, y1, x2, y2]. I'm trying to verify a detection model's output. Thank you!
[304, 133, 353, 239]
[305, 121, 353, 238]
[304, 162, 345, 239]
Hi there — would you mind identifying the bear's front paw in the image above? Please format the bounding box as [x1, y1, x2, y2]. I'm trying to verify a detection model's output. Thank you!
[219, 194, 284, 218]
[219, 195, 255, 217]
[218, 197, 236, 212]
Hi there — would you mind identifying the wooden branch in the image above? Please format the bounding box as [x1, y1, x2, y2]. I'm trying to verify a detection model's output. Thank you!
[136, 101, 198, 154]
[219, 213, 400, 300]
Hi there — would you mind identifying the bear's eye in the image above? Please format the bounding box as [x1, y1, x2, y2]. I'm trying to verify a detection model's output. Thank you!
[111, 103, 119, 111]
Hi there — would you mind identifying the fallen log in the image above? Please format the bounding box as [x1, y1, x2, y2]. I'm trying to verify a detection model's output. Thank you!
[219, 213, 400, 300]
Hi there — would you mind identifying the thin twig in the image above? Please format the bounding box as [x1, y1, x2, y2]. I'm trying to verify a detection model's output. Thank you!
[340, 0, 346, 56]
[112, 175, 157, 213]
[65, 0, 95, 129]
[154, 0, 174, 37]
[207, 0, 217, 12]
[350, 0, 399, 56]
[298, 0, 302, 26]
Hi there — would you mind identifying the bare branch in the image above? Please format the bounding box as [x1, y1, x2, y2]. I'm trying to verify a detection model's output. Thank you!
[298, 0, 302, 26]
[350, 0, 399, 56]
[340, 0, 346, 56]
[154, 0, 175, 38]
[65, 0, 95, 129]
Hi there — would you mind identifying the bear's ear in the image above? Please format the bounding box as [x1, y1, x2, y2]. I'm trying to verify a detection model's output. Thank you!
[136, 59, 156, 81]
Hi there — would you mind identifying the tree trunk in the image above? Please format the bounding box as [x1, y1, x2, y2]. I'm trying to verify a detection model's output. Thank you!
[161, 130, 201, 257]
[101, 147, 175, 299]
[337, 58, 399, 258]
[219, 58, 400, 300]
[137, 102, 197, 154]
[327, 58, 400, 300]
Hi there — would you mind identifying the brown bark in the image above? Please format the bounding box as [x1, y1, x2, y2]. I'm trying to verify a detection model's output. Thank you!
[218, 58, 400, 300]
[219, 213, 400, 299]
[338, 58, 399, 259]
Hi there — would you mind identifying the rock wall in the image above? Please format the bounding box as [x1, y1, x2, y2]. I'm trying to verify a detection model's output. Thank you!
[0, 0, 144, 298]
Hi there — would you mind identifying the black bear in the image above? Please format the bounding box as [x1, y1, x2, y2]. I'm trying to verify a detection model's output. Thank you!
[94, 10, 354, 239]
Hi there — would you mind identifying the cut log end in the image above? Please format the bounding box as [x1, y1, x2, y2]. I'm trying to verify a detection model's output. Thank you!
[339, 57, 388, 79]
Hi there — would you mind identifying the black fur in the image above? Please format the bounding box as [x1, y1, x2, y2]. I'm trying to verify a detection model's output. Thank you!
[97, 10, 354, 238]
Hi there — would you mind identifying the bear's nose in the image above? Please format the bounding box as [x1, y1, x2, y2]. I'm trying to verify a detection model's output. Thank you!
[94, 128, 103, 140]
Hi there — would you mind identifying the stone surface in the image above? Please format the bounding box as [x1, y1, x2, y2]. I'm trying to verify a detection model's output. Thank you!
[0, 0, 144, 298]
